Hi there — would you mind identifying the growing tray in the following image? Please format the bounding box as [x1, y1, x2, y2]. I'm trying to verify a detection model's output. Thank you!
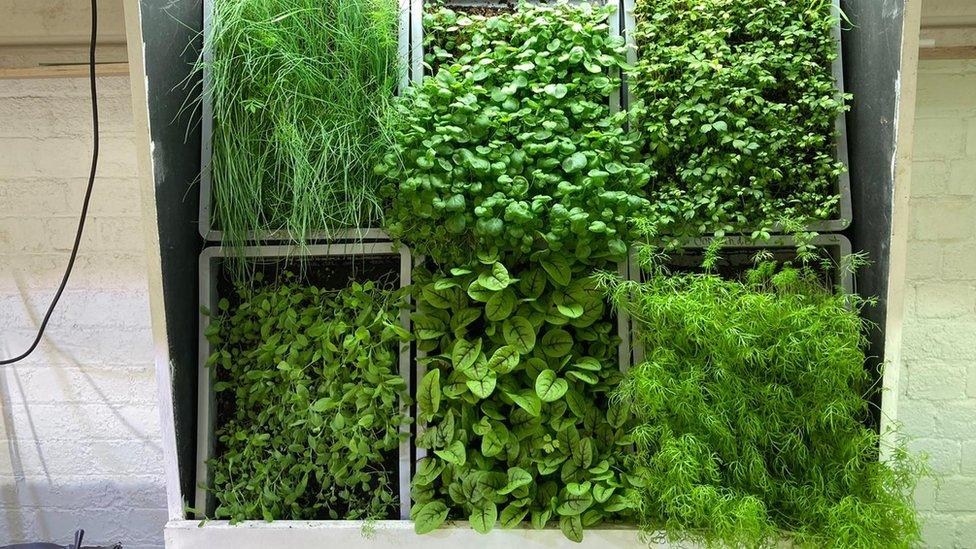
[619, 0, 852, 233]
[197, 0, 413, 242]
[195, 242, 414, 520]
[626, 234, 854, 366]
[412, 0, 627, 112]
[410, 256, 632, 508]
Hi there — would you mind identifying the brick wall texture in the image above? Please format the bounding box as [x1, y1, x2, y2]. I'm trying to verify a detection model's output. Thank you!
[902, 58, 976, 548]
[0, 76, 166, 548]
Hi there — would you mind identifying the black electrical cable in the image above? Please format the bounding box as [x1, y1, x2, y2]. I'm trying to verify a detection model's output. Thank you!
[1, 0, 99, 365]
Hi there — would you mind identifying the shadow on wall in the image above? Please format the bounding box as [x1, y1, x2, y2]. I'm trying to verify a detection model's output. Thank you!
[0, 479, 167, 546]
[1, 275, 166, 548]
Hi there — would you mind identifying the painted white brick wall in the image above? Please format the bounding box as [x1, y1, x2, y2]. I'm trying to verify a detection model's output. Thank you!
[0, 76, 166, 548]
[902, 58, 976, 548]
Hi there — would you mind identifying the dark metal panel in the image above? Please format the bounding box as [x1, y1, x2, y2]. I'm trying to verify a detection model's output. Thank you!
[841, 0, 905, 423]
[138, 0, 203, 507]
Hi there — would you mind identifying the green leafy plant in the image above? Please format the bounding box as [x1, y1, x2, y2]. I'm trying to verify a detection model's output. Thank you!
[378, 2, 650, 265]
[422, 3, 493, 73]
[598, 255, 924, 548]
[409, 257, 639, 541]
[205, 0, 401, 249]
[204, 276, 411, 522]
[629, 0, 848, 239]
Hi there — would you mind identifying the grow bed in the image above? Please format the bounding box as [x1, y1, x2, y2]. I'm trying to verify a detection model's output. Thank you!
[197, 0, 413, 243]
[627, 234, 853, 365]
[195, 243, 413, 520]
[410, 258, 636, 537]
[620, 0, 851, 233]
[415, 0, 627, 112]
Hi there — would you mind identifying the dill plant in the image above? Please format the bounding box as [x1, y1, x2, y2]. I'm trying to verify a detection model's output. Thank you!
[600, 254, 923, 547]
[205, 0, 401, 248]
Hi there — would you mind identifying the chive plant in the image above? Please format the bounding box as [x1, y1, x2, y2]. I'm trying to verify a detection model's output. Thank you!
[205, 0, 401, 249]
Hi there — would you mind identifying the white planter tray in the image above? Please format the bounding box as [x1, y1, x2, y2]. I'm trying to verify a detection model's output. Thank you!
[164, 520, 650, 549]
[619, 0, 852, 232]
[413, 0, 627, 112]
[198, 0, 412, 242]
[196, 242, 414, 520]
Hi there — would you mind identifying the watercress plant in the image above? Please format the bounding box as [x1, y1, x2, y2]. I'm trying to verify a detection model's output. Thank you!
[408, 257, 638, 541]
[378, 2, 650, 265]
[204, 277, 411, 522]
[629, 0, 848, 239]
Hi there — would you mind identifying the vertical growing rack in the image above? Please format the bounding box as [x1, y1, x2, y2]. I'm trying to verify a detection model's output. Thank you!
[125, 0, 920, 544]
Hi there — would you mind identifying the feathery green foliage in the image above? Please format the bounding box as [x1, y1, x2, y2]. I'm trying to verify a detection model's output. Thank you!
[599, 256, 923, 547]
[204, 277, 411, 521]
[205, 0, 401, 248]
[378, 2, 650, 265]
[629, 0, 848, 239]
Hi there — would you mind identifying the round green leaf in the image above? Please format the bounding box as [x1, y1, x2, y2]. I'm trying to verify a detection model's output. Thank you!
[561, 152, 587, 173]
[470, 502, 498, 534]
[503, 317, 537, 354]
[452, 337, 483, 372]
[418, 369, 441, 420]
[535, 369, 569, 402]
[500, 503, 530, 529]
[541, 328, 573, 357]
[466, 372, 497, 399]
[434, 440, 466, 466]
[559, 514, 583, 542]
[486, 345, 521, 374]
[412, 500, 449, 535]
[486, 289, 517, 321]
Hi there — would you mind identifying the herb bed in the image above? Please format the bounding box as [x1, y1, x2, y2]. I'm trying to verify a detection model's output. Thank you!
[416, 0, 626, 112]
[627, 234, 853, 365]
[410, 257, 635, 540]
[197, 0, 413, 244]
[620, 0, 851, 235]
[196, 243, 413, 521]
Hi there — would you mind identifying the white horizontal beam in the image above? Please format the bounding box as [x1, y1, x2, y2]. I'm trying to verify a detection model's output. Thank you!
[164, 520, 657, 549]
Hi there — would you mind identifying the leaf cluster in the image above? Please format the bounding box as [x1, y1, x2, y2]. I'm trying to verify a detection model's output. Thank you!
[629, 0, 848, 239]
[378, 2, 650, 265]
[602, 261, 924, 548]
[409, 256, 639, 541]
[204, 278, 411, 522]
[204, 0, 401, 250]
